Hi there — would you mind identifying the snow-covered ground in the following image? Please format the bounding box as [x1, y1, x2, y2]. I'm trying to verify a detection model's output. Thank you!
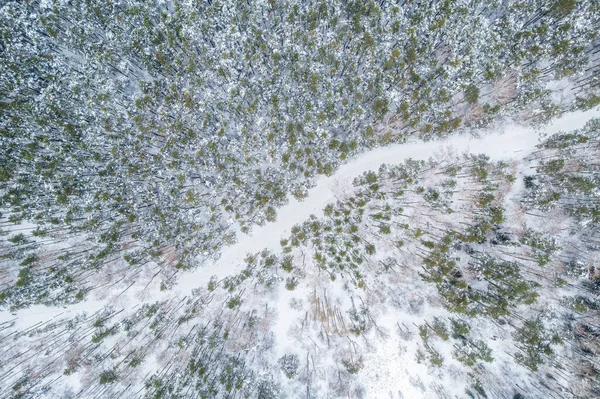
[2, 107, 599, 340]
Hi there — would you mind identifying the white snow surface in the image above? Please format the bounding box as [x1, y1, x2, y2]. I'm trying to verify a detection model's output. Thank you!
[1, 108, 599, 373]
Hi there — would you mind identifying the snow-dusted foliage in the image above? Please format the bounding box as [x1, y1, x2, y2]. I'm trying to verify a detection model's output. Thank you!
[1, 1, 600, 398]
[1, 0, 599, 309]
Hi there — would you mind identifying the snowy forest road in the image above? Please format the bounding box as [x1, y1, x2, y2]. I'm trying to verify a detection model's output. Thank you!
[2, 107, 599, 331]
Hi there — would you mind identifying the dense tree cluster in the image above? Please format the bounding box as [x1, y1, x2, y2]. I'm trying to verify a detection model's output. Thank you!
[2, 0, 600, 309]
[1, 1, 600, 398]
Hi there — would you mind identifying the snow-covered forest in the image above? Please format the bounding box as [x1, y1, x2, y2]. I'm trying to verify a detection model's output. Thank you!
[1, 0, 600, 398]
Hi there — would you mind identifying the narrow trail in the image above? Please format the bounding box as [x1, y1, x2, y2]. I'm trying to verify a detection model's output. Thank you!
[2, 108, 599, 331]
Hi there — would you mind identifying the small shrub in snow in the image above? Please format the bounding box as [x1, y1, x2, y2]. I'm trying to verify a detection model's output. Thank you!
[278, 354, 299, 379]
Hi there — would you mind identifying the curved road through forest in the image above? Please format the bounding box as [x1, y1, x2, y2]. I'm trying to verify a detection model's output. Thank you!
[2, 107, 600, 331]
